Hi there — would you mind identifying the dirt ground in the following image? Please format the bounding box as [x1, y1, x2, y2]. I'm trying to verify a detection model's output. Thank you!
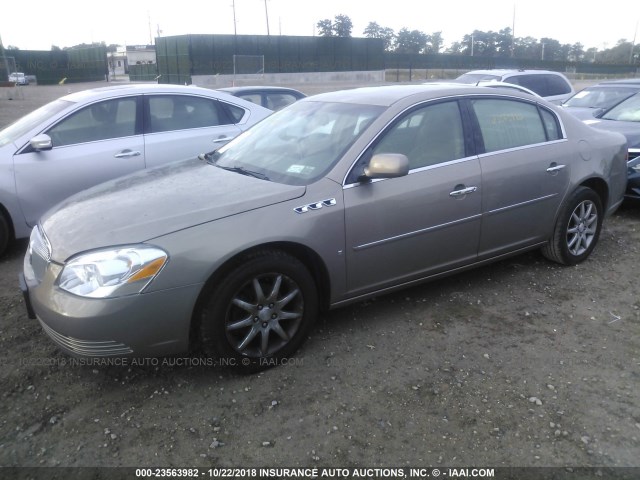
[0, 81, 639, 472]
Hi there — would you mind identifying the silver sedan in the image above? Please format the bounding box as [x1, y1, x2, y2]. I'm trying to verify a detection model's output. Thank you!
[0, 84, 272, 255]
[21, 84, 628, 370]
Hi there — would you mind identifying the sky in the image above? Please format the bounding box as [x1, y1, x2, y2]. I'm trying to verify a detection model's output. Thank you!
[1, 0, 639, 52]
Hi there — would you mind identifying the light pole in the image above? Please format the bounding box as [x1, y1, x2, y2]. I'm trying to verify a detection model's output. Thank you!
[630, 19, 638, 64]
[264, 0, 270, 36]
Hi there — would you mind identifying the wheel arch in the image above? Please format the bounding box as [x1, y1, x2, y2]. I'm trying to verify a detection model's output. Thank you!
[189, 241, 331, 347]
[579, 177, 609, 212]
[0, 202, 16, 253]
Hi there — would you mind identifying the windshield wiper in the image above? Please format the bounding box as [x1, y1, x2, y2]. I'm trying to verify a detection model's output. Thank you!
[216, 165, 270, 181]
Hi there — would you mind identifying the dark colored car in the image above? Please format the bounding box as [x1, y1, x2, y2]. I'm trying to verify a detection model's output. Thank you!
[562, 79, 640, 120]
[584, 91, 640, 200]
[217, 86, 306, 111]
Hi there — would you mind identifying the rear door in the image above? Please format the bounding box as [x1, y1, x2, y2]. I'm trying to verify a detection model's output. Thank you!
[143, 94, 243, 167]
[466, 97, 571, 259]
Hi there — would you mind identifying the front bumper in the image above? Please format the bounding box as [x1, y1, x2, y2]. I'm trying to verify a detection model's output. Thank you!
[21, 252, 203, 359]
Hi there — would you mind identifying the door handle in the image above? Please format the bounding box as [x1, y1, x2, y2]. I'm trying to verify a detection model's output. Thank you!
[546, 164, 566, 173]
[114, 150, 141, 158]
[449, 186, 477, 197]
[212, 137, 231, 144]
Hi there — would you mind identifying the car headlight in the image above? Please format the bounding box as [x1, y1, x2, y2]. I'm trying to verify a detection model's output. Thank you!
[57, 246, 168, 298]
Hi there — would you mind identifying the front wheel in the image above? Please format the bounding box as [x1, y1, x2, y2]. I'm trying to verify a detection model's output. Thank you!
[0, 213, 11, 257]
[199, 250, 318, 371]
[542, 187, 603, 266]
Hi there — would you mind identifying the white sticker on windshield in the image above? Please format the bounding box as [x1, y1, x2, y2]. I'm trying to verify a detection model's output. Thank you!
[287, 165, 316, 175]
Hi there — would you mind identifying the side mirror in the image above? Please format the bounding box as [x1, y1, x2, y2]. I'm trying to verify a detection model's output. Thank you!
[363, 153, 409, 180]
[30, 134, 53, 152]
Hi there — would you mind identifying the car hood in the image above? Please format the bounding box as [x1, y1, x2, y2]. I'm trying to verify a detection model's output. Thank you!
[584, 119, 640, 149]
[561, 106, 601, 120]
[41, 159, 306, 262]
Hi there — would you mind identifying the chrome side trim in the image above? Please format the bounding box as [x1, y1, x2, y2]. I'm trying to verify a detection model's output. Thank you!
[485, 193, 558, 216]
[343, 156, 478, 189]
[294, 198, 337, 214]
[477, 138, 568, 159]
[353, 214, 482, 252]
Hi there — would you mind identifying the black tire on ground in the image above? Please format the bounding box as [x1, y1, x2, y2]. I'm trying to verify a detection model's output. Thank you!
[0, 213, 11, 258]
[542, 186, 603, 266]
[199, 250, 318, 372]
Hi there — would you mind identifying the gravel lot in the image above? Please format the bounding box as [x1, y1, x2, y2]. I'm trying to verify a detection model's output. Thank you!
[0, 80, 639, 473]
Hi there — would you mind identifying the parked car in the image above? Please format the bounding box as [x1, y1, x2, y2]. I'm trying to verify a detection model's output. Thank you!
[424, 81, 539, 97]
[8, 72, 28, 85]
[0, 84, 272, 255]
[455, 69, 575, 104]
[561, 79, 640, 120]
[21, 85, 627, 370]
[584, 91, 640, 200]
[217, 86, 306, 111]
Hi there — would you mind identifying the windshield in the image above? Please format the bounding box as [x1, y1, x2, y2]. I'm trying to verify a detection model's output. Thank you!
[601, 92, 640, 122]
[0, 99, 74, 147]
[213, 100, 384, 185]
[563, 86, 638, 109]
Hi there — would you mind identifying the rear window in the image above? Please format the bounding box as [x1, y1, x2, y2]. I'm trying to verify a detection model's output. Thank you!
[507, 74, 571, 97]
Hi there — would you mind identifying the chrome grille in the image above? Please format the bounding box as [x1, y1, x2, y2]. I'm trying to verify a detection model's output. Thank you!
[39, 320, 133, 356]
[629, 148, 640, 163]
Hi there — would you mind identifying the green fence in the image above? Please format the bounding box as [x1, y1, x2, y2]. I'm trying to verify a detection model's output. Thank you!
[383, 53, 639, 77]
[5, 46, 108, 84]
[129, 63, 158, 82]
[156, 34, 385, 85]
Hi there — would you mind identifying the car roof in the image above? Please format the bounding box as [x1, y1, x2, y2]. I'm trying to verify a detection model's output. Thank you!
[464, 69, 565, 76]
[302, 84, 536, 107]
[218, 86, 305, 94]
[61, 83, 241, 103]
[597, 78, 640, 86]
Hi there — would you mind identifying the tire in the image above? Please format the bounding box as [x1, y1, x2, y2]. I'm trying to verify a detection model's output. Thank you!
[542, 187, 603, 266]
[0, 213, 10, 258]
[199, 250, 318, 372]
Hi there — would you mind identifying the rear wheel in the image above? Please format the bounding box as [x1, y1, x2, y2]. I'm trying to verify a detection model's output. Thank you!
[542, 187, 603, 266]
[199, 250, 317, 371]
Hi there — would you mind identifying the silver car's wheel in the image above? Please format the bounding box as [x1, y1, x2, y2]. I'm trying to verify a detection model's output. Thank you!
[199, 250, 317, 370]
[542, 187, 603, 266]
[566, 199, 598, 256]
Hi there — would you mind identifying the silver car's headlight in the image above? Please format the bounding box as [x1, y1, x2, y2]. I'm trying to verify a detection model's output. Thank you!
[57, 246, 168, 298]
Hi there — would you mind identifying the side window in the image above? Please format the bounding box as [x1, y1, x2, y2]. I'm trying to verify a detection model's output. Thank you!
[266, 93, 297, 111]
[373, 101, 465, 170]
[237, 93, 262, 106]
[509, 75, 548, 96]
[470, 99, 547, 152]
[546, 75, 572, 95]
[147, 95, 226, 133]
[540, 108, 562, 140]
[47, 97, 137, 147]
[220, 102, 246, 123]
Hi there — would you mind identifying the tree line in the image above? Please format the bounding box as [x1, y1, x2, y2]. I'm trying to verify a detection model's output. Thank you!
[317, 15, 639, 64]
